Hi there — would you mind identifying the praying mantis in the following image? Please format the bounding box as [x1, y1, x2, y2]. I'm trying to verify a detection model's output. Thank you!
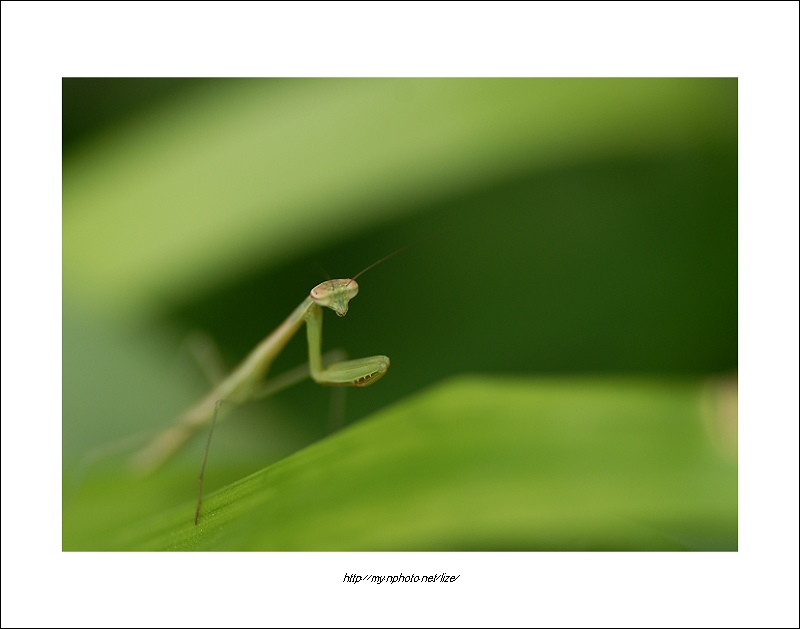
[132, 250, 403, 524]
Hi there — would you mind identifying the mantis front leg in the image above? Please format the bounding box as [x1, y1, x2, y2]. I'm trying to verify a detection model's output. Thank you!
[304, 301, 390, 388]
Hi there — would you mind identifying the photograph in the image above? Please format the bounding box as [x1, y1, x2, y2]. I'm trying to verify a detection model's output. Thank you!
[62, 77, 738, 552]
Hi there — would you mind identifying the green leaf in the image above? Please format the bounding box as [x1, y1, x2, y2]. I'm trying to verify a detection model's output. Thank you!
[65, 376, 737, 551]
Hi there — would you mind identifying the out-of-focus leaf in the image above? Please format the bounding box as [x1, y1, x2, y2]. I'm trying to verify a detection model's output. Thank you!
[66, 376, 737, 551]
[63, 79, 735, 319]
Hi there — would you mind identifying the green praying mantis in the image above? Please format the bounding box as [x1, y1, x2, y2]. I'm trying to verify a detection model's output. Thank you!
[132, 248, 406, 525]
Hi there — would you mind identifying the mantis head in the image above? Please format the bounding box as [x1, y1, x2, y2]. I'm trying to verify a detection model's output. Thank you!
[310, 279, 359, 317]
[308, 237, 434, 318]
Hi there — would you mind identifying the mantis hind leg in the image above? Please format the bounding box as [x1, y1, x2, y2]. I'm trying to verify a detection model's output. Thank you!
[195, 399, 224, 525]
[328, 386, 348, 433]
[193, 349, 348, 524]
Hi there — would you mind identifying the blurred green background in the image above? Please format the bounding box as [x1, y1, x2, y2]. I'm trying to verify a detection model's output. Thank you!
[63, 78, 737, 550]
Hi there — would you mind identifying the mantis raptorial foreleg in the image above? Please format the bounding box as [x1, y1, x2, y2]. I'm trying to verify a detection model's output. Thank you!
[131, 275, 391, 524]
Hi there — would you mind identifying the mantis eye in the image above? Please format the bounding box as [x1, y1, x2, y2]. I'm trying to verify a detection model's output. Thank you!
[310, 279, 359, 317]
